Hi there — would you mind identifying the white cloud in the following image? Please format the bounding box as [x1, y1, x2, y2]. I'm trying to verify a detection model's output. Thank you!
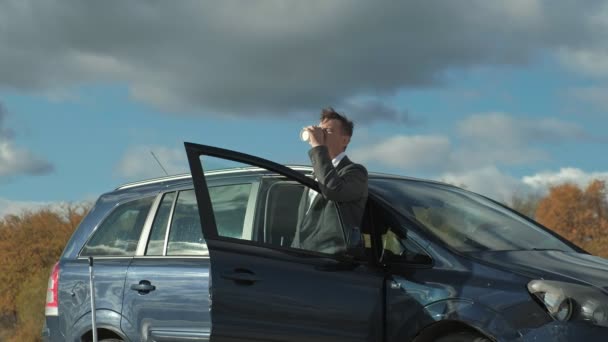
[0, 102, 54, 177]
[523, 168, 608, 191]
[115, 145, 189, 179]
[450, 112, 588, 171]
[0, 1, 605, 118]
[439, 166, 526, 202]
[353, 112, 589, 174]
[438, 167, 608, 203]
[351, 135, 451, 171]
[0, 197, 56, 218]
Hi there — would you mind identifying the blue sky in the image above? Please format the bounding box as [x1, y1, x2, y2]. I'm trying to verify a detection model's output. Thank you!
[2, 1, 608, 216]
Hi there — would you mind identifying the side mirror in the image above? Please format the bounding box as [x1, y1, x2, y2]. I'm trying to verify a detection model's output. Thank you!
[346, 226, 367, 260]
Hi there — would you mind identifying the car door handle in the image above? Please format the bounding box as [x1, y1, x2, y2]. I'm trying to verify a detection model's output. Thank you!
[221, 269, 260, 285]
[130, 280, 156, 294]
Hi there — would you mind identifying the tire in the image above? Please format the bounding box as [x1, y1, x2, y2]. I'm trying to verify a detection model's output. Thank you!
[99, 339, 123, 342]
[434, 331, 491, 342]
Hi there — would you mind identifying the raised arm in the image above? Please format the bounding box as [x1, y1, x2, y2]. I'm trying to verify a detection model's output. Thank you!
[309, 146, 368, 202]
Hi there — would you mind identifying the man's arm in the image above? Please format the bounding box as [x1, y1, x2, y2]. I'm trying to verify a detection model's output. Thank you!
[308, 146, 368, 202]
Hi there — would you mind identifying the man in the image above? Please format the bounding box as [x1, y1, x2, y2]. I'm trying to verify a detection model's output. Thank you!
[292, 108, 368, 254]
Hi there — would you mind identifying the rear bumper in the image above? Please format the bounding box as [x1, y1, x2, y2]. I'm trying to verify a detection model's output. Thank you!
[42, 316, 64, 342]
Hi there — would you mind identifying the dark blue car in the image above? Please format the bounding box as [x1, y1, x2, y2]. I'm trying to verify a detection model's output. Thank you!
[43, 143, 608, 341]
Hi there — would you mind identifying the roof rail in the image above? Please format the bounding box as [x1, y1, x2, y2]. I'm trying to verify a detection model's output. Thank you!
[115, 165, 313, 190]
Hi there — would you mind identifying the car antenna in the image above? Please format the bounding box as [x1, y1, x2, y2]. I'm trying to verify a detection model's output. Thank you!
[150, 151, 169, 176]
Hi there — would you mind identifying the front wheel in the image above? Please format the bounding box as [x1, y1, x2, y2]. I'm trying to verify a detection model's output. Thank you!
[435, 331, 491, 342]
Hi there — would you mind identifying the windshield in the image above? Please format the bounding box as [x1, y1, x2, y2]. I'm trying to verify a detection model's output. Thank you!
[370, 178, 576, 253]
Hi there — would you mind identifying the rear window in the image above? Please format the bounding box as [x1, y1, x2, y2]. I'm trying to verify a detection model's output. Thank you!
[81, 196, 155, 256]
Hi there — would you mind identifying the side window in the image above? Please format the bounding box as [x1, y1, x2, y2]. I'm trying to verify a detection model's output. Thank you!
[212, 184, 252, 239]
[145, 192, 176, 256]
[167, 190, 205, 256]
[194, 156, 350, 256]
[145, 184, 252, 256]
[81, 196, 154, 257]
[259, 180, 306, 247]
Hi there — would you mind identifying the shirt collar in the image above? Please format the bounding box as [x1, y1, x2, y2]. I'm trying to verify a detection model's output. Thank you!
[332, 151, 347, 167]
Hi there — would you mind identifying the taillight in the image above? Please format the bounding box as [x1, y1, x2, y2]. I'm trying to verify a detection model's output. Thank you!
[45, 262, 59, 316]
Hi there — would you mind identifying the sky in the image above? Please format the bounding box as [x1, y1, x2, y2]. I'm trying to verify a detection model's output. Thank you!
[2, 0, 608, 217]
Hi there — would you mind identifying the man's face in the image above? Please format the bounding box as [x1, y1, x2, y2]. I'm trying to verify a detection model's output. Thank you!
[319, 119, 350, 158]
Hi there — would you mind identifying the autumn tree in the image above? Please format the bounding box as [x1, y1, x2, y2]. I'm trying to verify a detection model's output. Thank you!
[0, 203, 90, 341]
[535, 180, 608, 257]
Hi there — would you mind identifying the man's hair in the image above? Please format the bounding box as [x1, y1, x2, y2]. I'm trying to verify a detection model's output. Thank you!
[320, 107, 354, 137]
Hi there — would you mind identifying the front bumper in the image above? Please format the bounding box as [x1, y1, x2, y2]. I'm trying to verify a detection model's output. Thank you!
[520, 321, 607, 341]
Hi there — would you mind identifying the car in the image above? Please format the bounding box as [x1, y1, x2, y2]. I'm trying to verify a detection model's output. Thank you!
[43, 143, 608, 341]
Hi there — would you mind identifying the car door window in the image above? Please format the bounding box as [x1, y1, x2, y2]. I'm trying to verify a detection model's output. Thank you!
[167, 190, 206, 256]
[211, 184, 252, 239]
[81, 196, 155, 256]
[186, 148, 351, 256]
[145, 185, 252, 256]
[250, 177, 347, 255]
[257, 179, 306, 247]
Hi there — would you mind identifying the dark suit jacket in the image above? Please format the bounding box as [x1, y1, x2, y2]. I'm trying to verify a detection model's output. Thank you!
[291, 146, 368, 254]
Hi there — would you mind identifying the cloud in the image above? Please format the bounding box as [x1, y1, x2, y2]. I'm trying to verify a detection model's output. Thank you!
[0, 197, 55, 218]
[451, 112, 588, 170]
[523, 168, 608, 191]
[0, 102, 54, 177]
[437, 166, 608, 203]
[558, 49, 608, 78]
[439, 166, 526, 202]
[351, 135, 451, 171]
[432, 166, 608, 203]
[570, 86, 608, 111]
[339, 100, 414, 125]
[115, 145, 189, 179]
[353, 112, 590, 173]
[0, 1, 605, 119]
[554, 1, 608, 78]
[458, 112, 586, 144]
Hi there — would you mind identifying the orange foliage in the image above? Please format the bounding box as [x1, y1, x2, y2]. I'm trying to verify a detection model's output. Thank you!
[536, 180, 608, 257]
[0, 203, 89, 341]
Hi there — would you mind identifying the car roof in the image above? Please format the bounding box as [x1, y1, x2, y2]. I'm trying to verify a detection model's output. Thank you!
[114, 165, 449, 191]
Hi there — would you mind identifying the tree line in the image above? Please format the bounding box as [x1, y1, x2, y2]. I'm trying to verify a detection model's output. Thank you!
[511, 179, 608, 258]
[0, 204, 89, 341]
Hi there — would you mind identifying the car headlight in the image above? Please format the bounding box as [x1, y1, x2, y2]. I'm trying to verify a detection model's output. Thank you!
[528, 280, 608, 327]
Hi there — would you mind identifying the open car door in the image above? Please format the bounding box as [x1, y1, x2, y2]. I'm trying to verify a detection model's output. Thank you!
[185, 142, 385, 342]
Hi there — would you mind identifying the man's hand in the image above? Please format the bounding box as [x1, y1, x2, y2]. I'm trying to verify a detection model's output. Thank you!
[305, 126, 325, 148]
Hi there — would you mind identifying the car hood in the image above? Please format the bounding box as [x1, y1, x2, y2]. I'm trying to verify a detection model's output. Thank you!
[469, 250, 608, 289]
